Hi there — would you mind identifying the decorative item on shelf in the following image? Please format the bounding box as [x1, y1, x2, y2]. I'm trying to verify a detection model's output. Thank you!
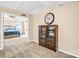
[44, 12, 55, 25]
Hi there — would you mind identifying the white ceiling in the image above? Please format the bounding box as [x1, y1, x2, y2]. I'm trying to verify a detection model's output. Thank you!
[0, 1, 69, 15]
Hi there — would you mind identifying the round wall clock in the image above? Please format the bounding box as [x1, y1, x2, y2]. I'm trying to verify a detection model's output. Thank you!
[44, 13, 55, 25]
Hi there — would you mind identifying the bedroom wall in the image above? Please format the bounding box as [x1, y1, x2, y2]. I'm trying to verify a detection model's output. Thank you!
[0, 7, 33, 50]
[33, 2, 79, 57]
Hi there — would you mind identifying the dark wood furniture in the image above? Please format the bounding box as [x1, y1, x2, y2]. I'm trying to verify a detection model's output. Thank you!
[4, 31, 20, 39]
[39, 25, 58, 52]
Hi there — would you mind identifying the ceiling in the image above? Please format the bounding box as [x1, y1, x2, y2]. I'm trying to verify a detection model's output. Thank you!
[0, 1, 69, 15]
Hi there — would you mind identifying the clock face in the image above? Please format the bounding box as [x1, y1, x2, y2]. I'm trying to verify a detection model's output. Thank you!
[44, 13, 54, 25]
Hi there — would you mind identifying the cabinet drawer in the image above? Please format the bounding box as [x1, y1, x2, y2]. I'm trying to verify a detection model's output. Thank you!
[46, 43, 55, 50]
[39, 41, 45, 47]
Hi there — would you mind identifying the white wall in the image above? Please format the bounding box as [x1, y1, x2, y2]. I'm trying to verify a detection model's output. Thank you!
[0, 13, 4, 50]
[33, 2, 79, 57]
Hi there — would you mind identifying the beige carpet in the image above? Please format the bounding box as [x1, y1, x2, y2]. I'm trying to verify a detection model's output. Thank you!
[0, 39, 76, 58]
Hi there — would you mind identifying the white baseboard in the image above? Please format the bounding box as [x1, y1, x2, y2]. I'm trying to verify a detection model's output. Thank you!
[27, 40, 35, 42]
[32, 40, 38, 43]
[0, 47, 3, 50]
[58, 49, 79, 58]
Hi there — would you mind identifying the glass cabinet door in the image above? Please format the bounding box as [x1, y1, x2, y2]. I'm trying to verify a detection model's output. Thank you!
[46, 26, 56, 49]
[39, 26, 47, 46]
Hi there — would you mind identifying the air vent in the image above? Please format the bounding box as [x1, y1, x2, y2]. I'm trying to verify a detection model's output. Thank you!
[21, 14, 26, 16]
[10, 15, 15, 18]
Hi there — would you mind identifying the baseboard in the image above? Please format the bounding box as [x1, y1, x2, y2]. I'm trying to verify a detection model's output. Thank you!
[28, 40, 36, 42]
[58, 49, 79, 58]
[32, 40, 39, 44]
[0, 47, 3, 50]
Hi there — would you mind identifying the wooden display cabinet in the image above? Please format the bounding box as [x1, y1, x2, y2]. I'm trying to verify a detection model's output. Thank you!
[39, 25, 58, 52]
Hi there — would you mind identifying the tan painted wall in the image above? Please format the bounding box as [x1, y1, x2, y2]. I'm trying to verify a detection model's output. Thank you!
[33, 2, 79, 57]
